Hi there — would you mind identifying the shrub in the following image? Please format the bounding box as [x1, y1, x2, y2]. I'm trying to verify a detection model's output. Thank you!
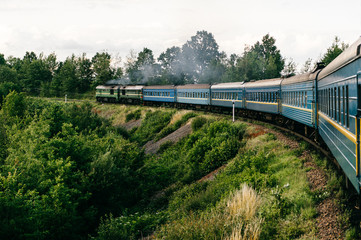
[93, 212, 167, 240]
[131, 110, 174, 145]
[125, 109, 141, 122]
[191, 116, 207, 131]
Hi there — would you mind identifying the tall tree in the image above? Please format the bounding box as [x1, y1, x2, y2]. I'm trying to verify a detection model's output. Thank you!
[281, 58, 297, 77]
[0, 54, 6, 66]
[321, 36, 348, 66]
[126, 48, 157, 84]
[181, 30, 221, 83]
[241, 34, 285, 81]
[92, 52, 113, 87]
[158, 46, 185, 85]
[76, 53, 93, 93]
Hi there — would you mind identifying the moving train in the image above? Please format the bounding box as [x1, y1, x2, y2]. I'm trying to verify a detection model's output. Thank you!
[96, 37, 361, 193]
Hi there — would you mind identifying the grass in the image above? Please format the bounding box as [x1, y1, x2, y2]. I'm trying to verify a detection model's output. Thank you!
[144, 126, 319, 239]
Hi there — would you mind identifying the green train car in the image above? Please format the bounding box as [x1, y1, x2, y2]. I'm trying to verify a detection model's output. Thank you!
[96, 85, 144, 103]
[119, 85, 144, 104]
[95, 85, 120, 102]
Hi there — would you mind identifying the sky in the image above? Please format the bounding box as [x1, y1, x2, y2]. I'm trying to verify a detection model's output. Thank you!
[0, 0, 360, 70]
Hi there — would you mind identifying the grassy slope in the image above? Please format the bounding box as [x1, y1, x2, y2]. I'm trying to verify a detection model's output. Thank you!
[89, 102, 356, 239]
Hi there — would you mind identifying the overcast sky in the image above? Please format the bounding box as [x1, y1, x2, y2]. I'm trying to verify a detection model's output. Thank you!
[1, 0, 360, 69]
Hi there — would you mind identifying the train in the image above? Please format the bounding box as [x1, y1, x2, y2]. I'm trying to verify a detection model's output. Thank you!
[96, 37, 361, 193]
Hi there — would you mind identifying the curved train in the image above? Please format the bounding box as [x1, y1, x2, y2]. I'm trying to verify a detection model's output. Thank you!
[96, 37, 361, 193]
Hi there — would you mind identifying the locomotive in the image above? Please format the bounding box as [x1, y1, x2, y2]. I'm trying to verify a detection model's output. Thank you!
[96, 37, 361, 193]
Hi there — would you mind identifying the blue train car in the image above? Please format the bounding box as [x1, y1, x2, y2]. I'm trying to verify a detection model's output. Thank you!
[281, 72, 319, 127]
[143, 85, 176, 103]
[176, 84, 211, 106]
[317, 37, 361, 192]
[244, 78, 282, 114]
[211, 82, 244, 109]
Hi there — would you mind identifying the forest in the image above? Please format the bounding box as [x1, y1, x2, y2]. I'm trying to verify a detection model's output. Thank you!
[0, 31, 347, 103]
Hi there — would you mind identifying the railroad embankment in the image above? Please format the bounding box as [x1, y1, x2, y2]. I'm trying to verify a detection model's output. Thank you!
[91, 102, 360, 240]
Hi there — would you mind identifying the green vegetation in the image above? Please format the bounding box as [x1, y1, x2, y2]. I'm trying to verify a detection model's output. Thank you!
[0, 94, 358, 239]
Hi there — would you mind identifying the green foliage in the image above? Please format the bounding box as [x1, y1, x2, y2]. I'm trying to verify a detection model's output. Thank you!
[93, 212, 167, 240]
[1, 91, 27, 120]
[191, 116, 207, 131]
[321, 36, 348, 66]
[125, 109, 141, 122]
[131, 110, 175, 145]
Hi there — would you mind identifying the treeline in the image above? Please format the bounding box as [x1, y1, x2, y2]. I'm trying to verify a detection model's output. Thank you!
[0, 31, 347, 102]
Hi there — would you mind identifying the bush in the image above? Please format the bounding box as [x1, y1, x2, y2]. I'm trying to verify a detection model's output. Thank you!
[191, 116, 207, 131]
[131, 110, 174, 145]
[93, 212, 167, 240]
[125, 109, 141, 122]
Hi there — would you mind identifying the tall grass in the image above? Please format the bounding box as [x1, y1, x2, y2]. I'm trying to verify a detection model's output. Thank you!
[156, 184, 263, 240]
[227, 184, 261, 221]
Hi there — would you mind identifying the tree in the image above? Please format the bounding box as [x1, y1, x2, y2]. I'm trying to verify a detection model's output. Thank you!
[181, 30, 222, 83]
[76, 53, 94, 93]
[1, 91, 27, 120]
[157, 46, 185, 85]
[0, 65, 17, 84]
[300, 58, 313, 74]
[281, 58, 297, 77]
[320, 36, 348, 66]
[0, 54, 5, 66]
[126, 48, 157, 84]
[92, 52, 113, 87]
[241, 34, 285, 81]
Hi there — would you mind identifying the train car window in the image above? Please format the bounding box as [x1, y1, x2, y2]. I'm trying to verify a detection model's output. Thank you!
[346, 85, 349, 128]
[328, 88, 330, 116]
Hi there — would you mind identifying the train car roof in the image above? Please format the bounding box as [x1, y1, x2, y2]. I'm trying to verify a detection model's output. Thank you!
[144, 85, 175, 90]
[96, 85, 120, 90]
[176, 84, 210, 89]
[282, 71, 319, 85]
[211, 82, 244, 89]
[318, 37, 361, 80]
[125, 85, 144, 90]
[244, 78, 282, 88]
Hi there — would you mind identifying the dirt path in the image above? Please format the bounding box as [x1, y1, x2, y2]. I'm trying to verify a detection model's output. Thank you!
[144, 123, 192, 154]
[248, 124, 344, 240]
[122, 119, 142, 131]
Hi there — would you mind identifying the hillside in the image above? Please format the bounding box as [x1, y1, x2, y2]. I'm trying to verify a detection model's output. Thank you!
[0, 95, 359, 239]
[92, 103, 360, 240]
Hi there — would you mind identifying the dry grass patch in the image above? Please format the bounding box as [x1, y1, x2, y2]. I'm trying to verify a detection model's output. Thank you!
[227, 184, 261, 221]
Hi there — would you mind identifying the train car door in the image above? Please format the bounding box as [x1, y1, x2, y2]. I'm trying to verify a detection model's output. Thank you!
[356, 71, 361, 183]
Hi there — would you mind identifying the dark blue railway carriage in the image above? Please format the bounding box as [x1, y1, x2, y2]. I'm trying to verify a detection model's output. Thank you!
[176, 84, 211, 107]
[244, 78, 282, 114]
[281, 72, 319, 127]
[143, 85, 176, 104]
[211, 82, 244, 109]
[317, 37, 361, 192]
